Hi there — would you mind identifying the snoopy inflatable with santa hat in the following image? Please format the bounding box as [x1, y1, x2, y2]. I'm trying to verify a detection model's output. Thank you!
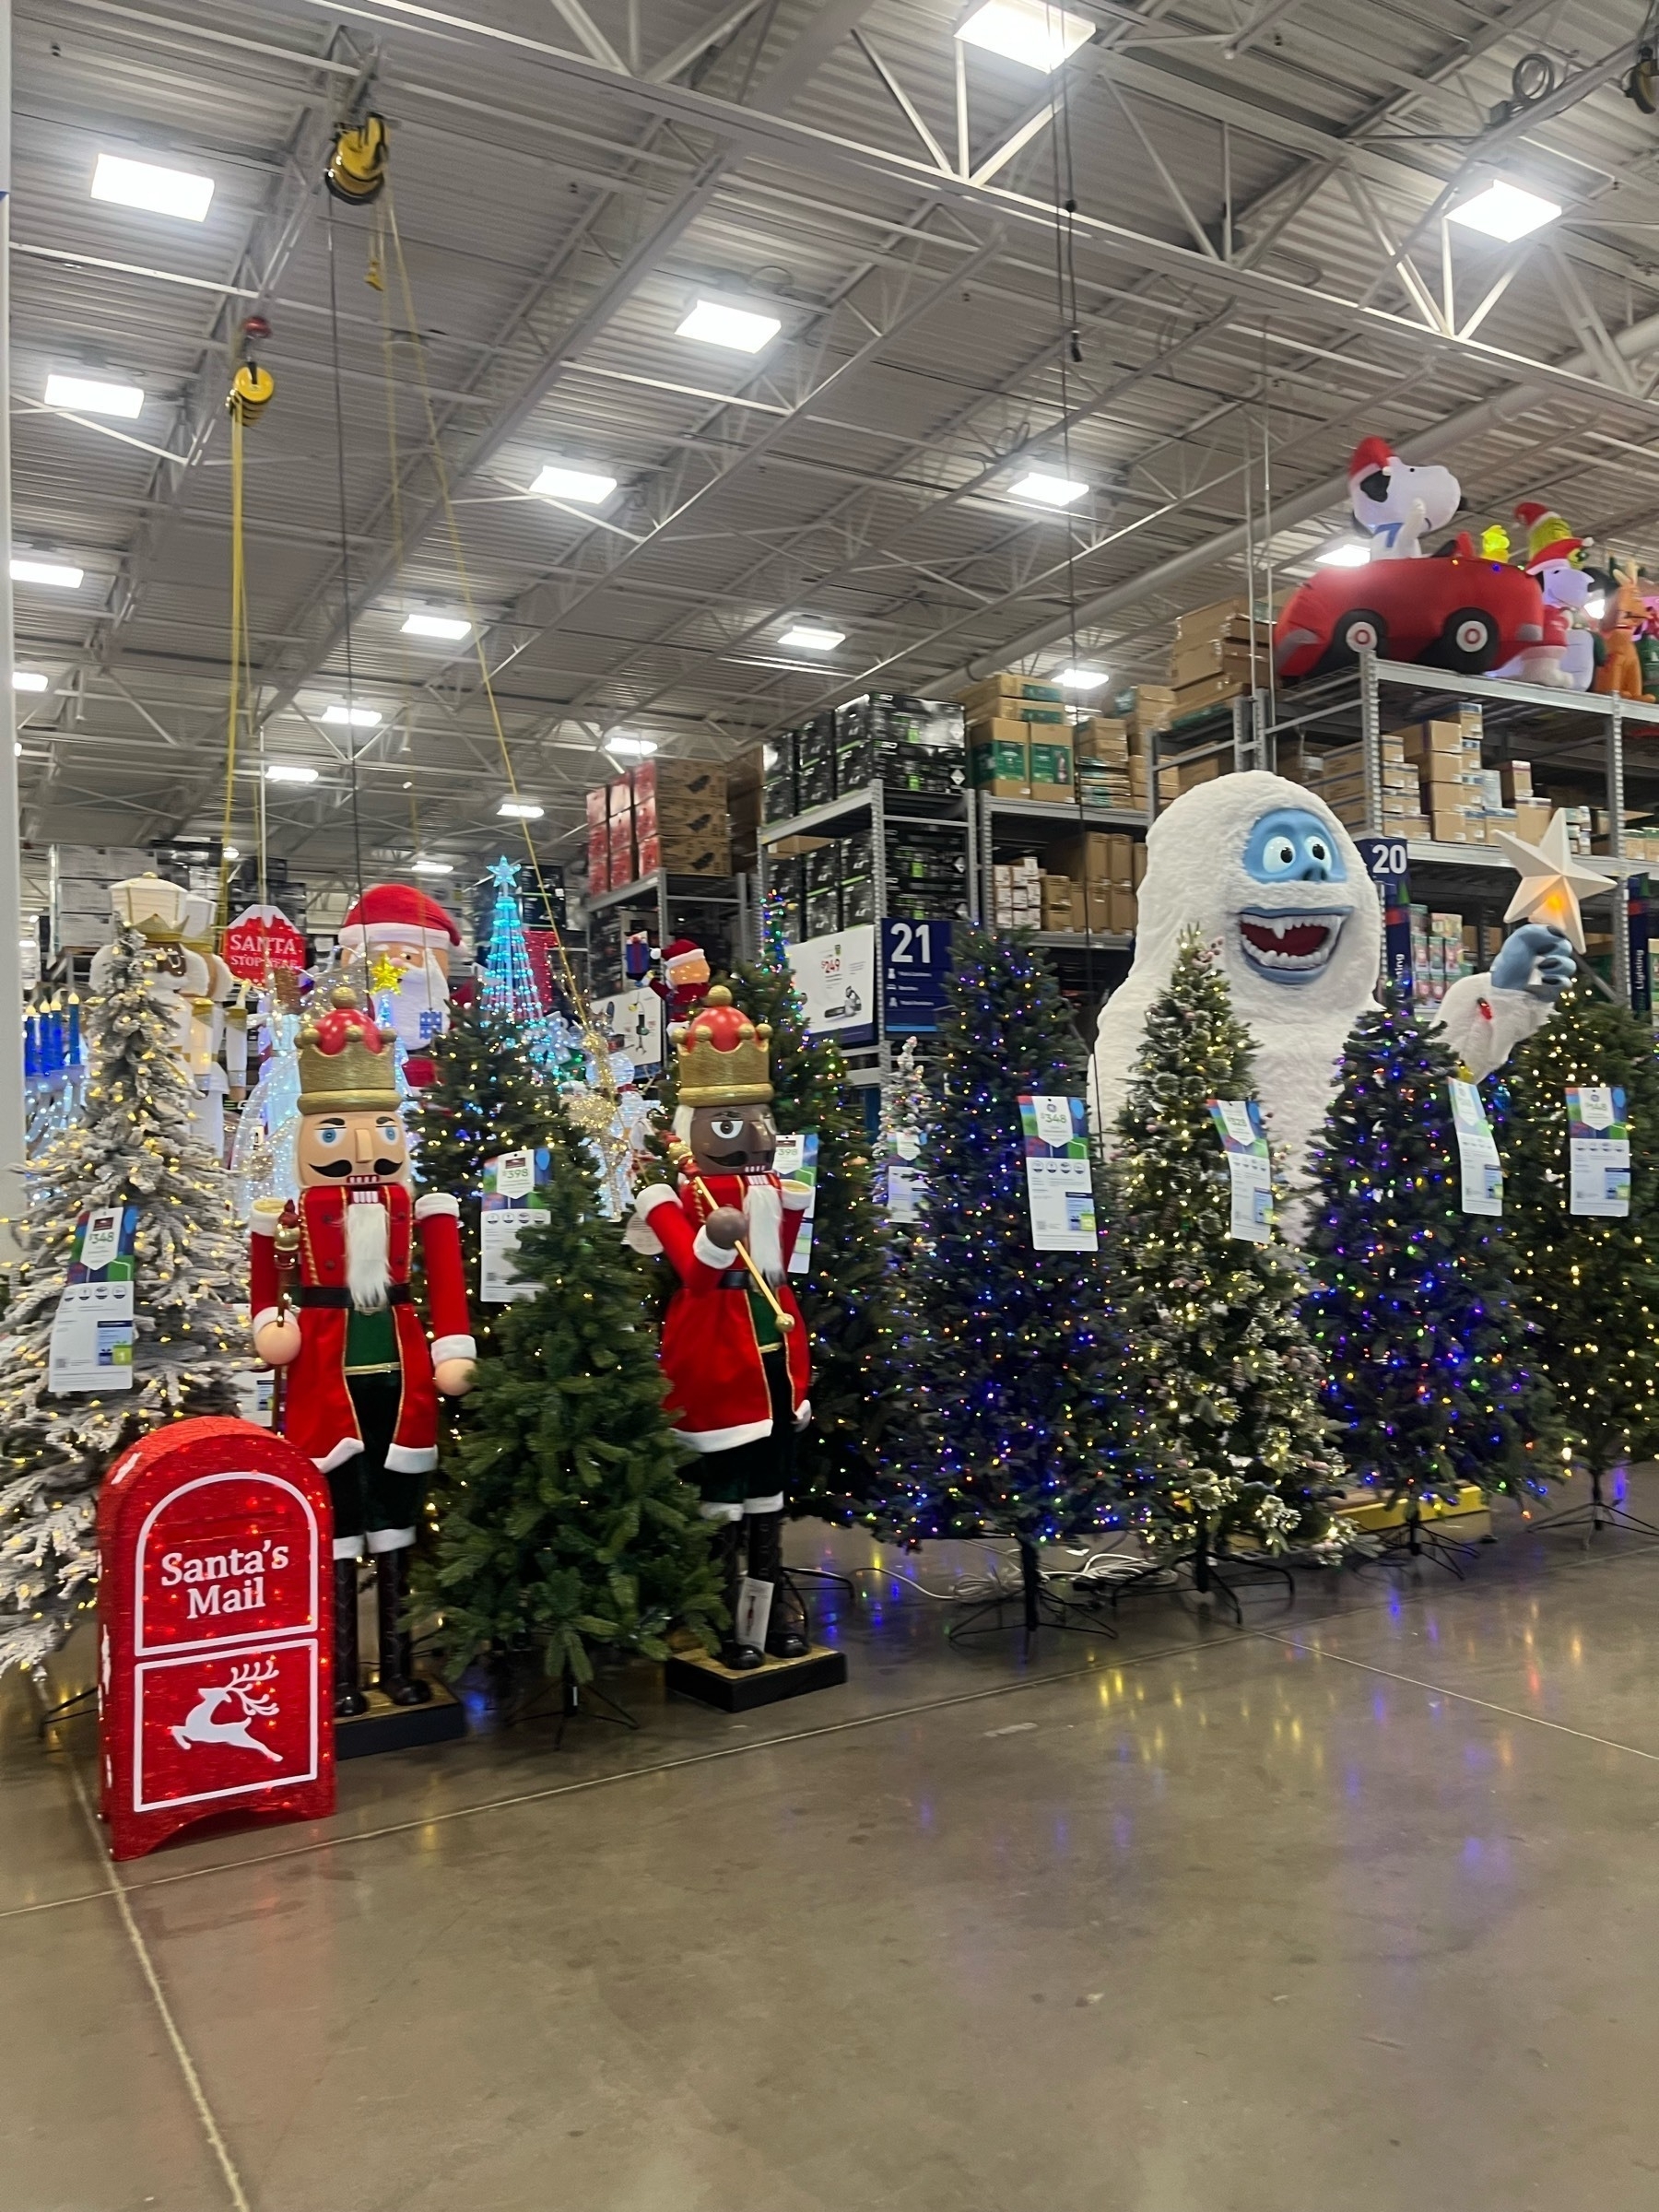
[1347, 437, 1461, 560]
[1089, 771, 1575, 1234]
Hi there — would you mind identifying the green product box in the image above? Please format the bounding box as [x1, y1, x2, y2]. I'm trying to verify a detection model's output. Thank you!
[971, 736, 1029, 786]
[1029, 741, 1073, 788]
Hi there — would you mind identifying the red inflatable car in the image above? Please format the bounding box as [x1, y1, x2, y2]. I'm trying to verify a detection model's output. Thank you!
[1274, 553, 1547, 682]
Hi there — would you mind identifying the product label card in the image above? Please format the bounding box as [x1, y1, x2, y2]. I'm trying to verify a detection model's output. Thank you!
[48, 1279, 135, 1392]
[479, 1208, 543, 1302]
[1206, 1098, 1273, 1242]
[771, 1134, 819, 1275]
[1567, 1084, 1630, 1217]
[1018, 1095, 1098, 1252]
[1448, 1078, 1503, 1217]
[490, 1149, 535, 1202]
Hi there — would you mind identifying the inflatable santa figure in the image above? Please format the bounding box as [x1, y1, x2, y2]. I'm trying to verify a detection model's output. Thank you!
[623, 986, 813, 1669]
[249, 987, 475, 1717]
[337, 882, 462, 1084]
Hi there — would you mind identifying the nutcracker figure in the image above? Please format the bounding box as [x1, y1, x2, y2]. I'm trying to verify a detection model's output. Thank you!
[624, 986, 812, 1669]
[249, 988, 476, 1718]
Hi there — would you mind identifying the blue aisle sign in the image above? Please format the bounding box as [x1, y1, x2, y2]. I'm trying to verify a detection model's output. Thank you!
[880, 918, 954, 1034]
[1354, 834, 1413, 996]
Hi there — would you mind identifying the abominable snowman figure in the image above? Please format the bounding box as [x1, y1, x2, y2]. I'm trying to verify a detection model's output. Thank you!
[1090, 771, 1575, 1230]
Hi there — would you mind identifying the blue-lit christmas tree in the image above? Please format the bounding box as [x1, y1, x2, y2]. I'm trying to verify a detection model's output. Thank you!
[478, 856, 546, 1029]
[879, 927, 1122, 1559]
[1303, 989, 1554, 1516]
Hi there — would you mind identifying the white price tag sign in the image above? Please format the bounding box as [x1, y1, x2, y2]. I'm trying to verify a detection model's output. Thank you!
[490, 1150, 535, 1201]
[80, 1206, 124, 1273]
[479, 1208, 542, 1301]
[1448, 1079, 1502, 1218]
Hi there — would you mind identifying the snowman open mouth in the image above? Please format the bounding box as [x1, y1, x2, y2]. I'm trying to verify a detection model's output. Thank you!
[1238, 908, 1347, 982]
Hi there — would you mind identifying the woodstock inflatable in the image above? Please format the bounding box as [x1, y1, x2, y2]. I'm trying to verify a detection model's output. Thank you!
[1089, 772, 1575, 1230]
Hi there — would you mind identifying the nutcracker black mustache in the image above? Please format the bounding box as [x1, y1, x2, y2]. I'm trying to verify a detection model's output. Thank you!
[311, 1158, 403, 1178]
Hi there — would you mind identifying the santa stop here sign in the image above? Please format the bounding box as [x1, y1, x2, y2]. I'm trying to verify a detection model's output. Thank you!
[98, 1416, 335, 1860]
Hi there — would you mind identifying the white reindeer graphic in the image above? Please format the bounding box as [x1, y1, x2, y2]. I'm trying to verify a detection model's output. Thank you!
[171, 1659, 283, 1762]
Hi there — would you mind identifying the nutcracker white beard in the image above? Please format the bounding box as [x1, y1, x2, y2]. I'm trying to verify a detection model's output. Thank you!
[744, 1175, 784, 1285]
[346, 1194, 392, 1311]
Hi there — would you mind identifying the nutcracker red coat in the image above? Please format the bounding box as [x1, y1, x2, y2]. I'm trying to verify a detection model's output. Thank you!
[629, 1174, 811, 1450]
[249, 1183, 475, 1474]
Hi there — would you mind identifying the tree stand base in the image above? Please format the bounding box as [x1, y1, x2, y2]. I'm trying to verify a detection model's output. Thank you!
[1535, 1467, 1659, 1543]
[665, 1643, 847, 1712]
[946, 1538, 1117, 1646]
[1352, 1502, 1478, 1582]
[1110, 1528, 1295, 1627]
[335, 1670, 467, 1759]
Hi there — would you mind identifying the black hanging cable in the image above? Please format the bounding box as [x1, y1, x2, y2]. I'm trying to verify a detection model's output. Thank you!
[324, 193, 369, 929]
[1044, 9, 1099, 1031]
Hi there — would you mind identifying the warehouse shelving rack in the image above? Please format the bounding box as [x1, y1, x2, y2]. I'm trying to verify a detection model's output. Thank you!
[582, 870, 756, 996]
[1150, 654, 1659, 1005]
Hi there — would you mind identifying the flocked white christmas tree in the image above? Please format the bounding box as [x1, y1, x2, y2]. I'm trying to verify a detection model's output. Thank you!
[0, 930, 250, 1673]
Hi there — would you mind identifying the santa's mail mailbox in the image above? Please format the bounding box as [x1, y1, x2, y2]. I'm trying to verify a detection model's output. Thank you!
[98, 1416, 335, 1860]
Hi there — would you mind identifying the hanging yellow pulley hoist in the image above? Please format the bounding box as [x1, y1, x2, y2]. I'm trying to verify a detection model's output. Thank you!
[325, 113, 389, 205]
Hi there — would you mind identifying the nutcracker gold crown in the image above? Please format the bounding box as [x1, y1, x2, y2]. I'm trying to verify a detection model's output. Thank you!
[297, 986, 401, 1113]
[673, 983, 772, 1105]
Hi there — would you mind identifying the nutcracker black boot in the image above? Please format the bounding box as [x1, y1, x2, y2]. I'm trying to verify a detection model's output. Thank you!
[374, 1547, 431, 1705]
[714, 1515, 764, 1670]
[333, 1558, 369, 1718]
[746, 1509, 809, 1660]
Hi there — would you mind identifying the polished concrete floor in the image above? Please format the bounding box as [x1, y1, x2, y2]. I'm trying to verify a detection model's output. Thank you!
[9, 1486, 1659, 2212]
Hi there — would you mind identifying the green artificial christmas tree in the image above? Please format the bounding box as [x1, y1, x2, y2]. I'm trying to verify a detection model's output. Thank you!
[411, 998, 570, 1351]
[1103, 929, 1337, 1560]
[421, 1100, 719, 1689]
[881, 927, 1121, 1560]
[0, 931, 249, 1674]
[1304, 990, 1555, 1517]
[1496, 985, 1659, 1512]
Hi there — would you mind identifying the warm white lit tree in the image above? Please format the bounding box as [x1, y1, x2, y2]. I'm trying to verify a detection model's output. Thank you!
[0, 930, 250, 1673]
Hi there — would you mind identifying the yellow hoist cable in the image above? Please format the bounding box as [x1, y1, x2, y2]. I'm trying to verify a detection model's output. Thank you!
[381, 186, 624, 1146]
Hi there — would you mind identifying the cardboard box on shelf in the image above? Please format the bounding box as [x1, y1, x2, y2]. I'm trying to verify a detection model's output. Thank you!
[585, 786, 607, 830]
[1400, 719, 1465, 759]
[1117, 684, 1177, 742]
[633, 832, 659, 879]
[970, 725, 1030, 797]
[1029, 740, 1073, 799]
[1169, 636, 1271, 691]
[1052, 829, 1135, 883]
[1074, 716, 1131, 763]
[657, 836, 732, 878]
[631, 759, 727, 828]
[586, 830, 610, 892]
[959, 673, 1065, 716]
[1172, 596, 1254, 646]
[1040, 874, 1078, 929]
[1500, 760, 1533, 804]
[1081, 882, 1138, 935]
[1131, 841, 1147, 888]
[1156, 754, 1223, 802]
[1512, 798, 1552, 840]
[607, 776, 633, 819]
[1170, 670, 1249, 717]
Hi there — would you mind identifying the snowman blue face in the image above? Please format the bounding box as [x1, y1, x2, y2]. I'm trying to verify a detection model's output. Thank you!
[1236, 806, 1353, 986]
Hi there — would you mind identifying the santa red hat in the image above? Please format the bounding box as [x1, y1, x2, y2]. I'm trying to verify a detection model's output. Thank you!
[1348, 435, 1394, 481]
[338, 882, 461, 952]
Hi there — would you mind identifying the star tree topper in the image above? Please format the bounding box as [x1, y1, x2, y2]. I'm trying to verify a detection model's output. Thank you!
[1488, 814, 1615, 955]
[488, 856, 522, 891]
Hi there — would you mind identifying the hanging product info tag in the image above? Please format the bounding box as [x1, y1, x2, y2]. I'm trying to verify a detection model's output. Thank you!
[883, 1130, 925, 1225]
[479, 1151, 549, 1300]
[1017, 1096, 1098, 1252]
[49, 1205, 138, 1393]
[1567, 1085, 1630, 1218]
[1207, 1099, 1273, 1243]
[1447, 1079, 1502, 1217]
[771, 1132, 819, 1274]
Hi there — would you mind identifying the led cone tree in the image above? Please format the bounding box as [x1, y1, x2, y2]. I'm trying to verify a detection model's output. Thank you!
[882, 927, 1121, 1547]
[1496, 985, 1659, 1488]
[1303, 989, 1553, 1507]
[1103, 928, 1336, 1553]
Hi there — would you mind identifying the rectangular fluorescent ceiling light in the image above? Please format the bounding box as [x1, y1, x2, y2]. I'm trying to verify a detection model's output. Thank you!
[676, 297, 782, 353]
[45, 373, 143, 418]
[1010, 471, 1087, 508]
[1055, 665, 1108, 689]
[323, 703, 381, 727]
[606, 735, 658, 757]
[1316, 540, 1372, 568]
[265, 762, 319, 784]
[779, 624, 845, 651]
[956, 0, 1094, 72]
[498, 799, 544, 819]
[401, 611, 471, 641]
[411, 858, 454, 876]
[90, 152, 214, 224]
[12, 671, 48, 692]
[532, 463, 618, 504]
[11, 559, 82, 588]
[1447, 180, 1560, 243]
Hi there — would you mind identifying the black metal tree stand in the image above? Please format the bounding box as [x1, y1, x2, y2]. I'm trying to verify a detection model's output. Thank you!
[1351, 1485, 1480, 1581]
[1108, 1514, 1296, 1627]
[497, 1660, 639, 1748]
[947, 1535, 1117, 1645]
[1535, 1461, 1659, 1542]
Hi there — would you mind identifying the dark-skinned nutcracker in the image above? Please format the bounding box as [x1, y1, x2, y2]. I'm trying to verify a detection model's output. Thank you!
[625, 986, 812, 1669]
[249, 988, 476, 1718]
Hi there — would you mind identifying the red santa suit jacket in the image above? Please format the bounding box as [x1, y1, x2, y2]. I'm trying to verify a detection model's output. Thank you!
[250, 1183, 475, 1476]
[631, 1173, 810, 1452]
